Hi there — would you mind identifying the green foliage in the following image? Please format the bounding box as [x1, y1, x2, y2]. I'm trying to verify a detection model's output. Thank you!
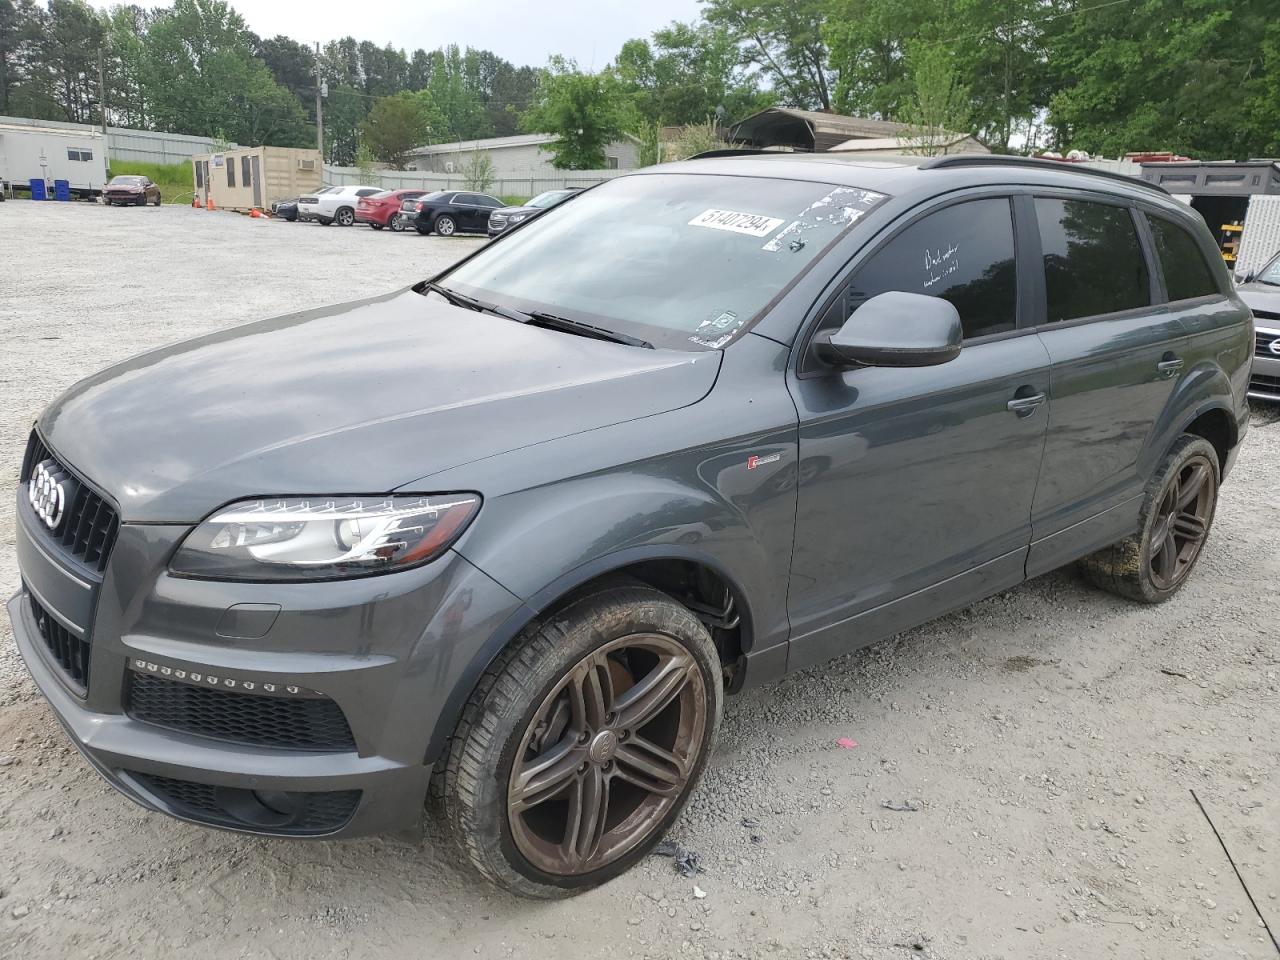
[520, 57, 630, 170]
[898, 41, 970, 154]
[461, 150, 495, 192]
[354, 140, 380, 183]
[360, 93, 433, 169]
[704, 0, 834, 109]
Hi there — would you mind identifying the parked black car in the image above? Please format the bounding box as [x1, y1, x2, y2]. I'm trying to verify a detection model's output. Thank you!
[9, 154, 1253, 900]
[487, 188, 582, 236]
[410, 190, 505, 236]
[271, 197, 299, 222]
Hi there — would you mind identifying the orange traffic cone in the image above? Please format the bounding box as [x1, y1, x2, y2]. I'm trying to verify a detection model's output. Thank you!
[249, 207, 262, 218]
[191, 196, 200, 208]
[206, 196, 215, 211]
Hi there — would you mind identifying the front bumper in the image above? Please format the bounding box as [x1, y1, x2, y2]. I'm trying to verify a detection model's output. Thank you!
[9, 506, 525, 839]
[1250, 326, 1280, 402]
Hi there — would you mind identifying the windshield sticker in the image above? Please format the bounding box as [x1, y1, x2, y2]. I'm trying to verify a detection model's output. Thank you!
[689, 208, 786, 238]
[762, 187, 887, 252]
[689, 309, 745, 349]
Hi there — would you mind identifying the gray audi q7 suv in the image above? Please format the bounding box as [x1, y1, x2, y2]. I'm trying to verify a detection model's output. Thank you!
[10, 154, 1252, 898]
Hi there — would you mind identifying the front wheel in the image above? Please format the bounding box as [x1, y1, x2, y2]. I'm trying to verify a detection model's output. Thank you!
[134, 194, 146, 206]
[153, 194, 161, 206]
[390, 213, 407, 232]
[1079, 435, 1219, 603]
[435, 582, 723, 898]
[434, 215, 457, 236]
[370, 222, 384, 230]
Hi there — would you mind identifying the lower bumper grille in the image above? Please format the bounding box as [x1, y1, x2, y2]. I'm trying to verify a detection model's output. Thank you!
[1250, 372, 1280, 398]
[29, 593, 90, 692]
[126, 672, 356, 752]
[129, 772, 360, 835]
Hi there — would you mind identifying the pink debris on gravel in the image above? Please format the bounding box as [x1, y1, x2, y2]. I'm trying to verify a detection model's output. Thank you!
[836, 737, 858, 749]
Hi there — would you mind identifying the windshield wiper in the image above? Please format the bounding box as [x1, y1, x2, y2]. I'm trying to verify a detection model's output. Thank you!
[522, 311, 653, 349]
[424, 282, 650, 348]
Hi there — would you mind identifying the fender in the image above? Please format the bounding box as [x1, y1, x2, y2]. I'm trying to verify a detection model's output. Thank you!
[1147, 358, 1238, 474]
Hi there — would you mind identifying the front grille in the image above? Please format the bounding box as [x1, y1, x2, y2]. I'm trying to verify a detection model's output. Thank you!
[21, 433, 119, 574]
[1250, 372, 1280, 397]
[129, 772, 360, 835]
[490, 214, 507, 227]
[127, 672, 356, 752]
[1257, 332, 1280, 358]
[28, 593, 90, 691]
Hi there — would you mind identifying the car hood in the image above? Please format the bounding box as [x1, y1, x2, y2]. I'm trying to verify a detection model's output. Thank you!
[39, 288, 722, 522]
[1238, 281, 1280, 324]
[494, 205, 537, 216]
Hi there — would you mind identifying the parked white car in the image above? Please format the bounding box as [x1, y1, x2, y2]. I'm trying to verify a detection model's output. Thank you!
[296, 184, 384, 226]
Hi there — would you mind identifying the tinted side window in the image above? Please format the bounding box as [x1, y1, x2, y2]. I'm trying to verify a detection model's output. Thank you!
[845, 198, 1018, 340]
[1146, 215, 1219, 301]
[1036, 198, 1149, 323]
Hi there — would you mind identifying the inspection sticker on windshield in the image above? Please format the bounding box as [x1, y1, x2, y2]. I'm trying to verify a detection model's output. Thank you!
[688, 208, 785, 238]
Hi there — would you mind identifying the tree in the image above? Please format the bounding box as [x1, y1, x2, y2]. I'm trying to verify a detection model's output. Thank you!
[361, 92, 431, 168]
[704, 0, 834, 109]
[460, 149, 494, 191]
[0, 0, 44, 115]
[898, 41, 970, 154]
[103, 4, 151, 128]
[421, 44, 491, 140]
[520, 57, 629, 169]
[323, 83, 364, 165]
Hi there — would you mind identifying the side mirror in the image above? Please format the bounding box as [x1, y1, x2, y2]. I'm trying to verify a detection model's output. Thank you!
[817, 291, 963, 369]
[1236, 271, 1255, 285]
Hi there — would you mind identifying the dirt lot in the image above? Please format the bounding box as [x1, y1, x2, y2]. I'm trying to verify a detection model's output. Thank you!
[1, 200, 1278, 960]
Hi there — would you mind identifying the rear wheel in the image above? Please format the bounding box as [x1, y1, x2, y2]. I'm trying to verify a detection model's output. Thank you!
[370, 222, 384, 230]
[1079, 435, 1219, 603]
[434, 215, 457, 237]
[435, 582, 722, 899]
[390, 213, 407, 232]
[335, 206, 355, 226]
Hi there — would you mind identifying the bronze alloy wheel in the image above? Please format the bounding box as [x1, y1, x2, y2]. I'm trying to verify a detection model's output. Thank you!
[1148, 453, 1215, 590]
[506, 633, 707, 876]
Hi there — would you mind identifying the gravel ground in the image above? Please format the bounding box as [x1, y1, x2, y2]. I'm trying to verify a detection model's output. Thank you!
[1, 201, 1278, 960]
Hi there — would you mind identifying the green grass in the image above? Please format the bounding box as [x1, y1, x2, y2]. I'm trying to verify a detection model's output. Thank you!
[109, 159, 195, 204]
[499, 195, 530, 206]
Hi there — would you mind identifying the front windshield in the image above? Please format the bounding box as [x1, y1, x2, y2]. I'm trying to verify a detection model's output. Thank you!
[443, 173, 887, 350]
[528, 189, 573, 208]
[109, 176, 145, 186]
[1256, 250, 1280, 286]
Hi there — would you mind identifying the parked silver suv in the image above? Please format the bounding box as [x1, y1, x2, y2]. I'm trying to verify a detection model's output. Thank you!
[1236, 248, 1280, 401]
[9, 155, 1253, 898]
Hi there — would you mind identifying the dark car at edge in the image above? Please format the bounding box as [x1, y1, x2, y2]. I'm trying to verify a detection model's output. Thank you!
[487, 188, 582, 236]
[9, 154, 1252, 899]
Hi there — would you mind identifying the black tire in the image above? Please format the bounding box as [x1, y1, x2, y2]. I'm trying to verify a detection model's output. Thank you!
[286, 212, 297, 222]
[434, 581, 723, 899]
[319, 217, 333, 226]
[335, 206, 355, 226]
[370, 222, 384, 230]
[1079, 435, 1220, 603]
[390, 214, 406, 232]
[415, 224, 431, 235]
[153, 194, 161, 206]
[434, 214, 457, 237]
[134, 194, 146, 206]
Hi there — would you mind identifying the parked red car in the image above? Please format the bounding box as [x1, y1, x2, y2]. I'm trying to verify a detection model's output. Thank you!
[103, 175, 161, 206]
[355, 189, 427, 231]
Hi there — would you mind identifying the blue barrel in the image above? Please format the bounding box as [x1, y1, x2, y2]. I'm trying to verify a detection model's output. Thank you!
[54, 179, 70, 201]
[29, 178, 47, 201]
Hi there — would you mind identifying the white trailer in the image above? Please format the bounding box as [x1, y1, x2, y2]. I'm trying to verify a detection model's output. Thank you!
[0, 122, 109, 198]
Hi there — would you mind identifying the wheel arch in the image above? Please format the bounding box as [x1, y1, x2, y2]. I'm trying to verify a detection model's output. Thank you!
[1150, 361, 1239, 474]
[423, 545, 757, 764]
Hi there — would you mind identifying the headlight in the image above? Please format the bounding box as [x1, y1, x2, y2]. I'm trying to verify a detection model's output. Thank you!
[509, 213, 527, 223]
[169, 494, 480, 581]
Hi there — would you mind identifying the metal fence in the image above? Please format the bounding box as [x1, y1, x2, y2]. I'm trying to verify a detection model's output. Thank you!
[322, 164, 629, 198]
[0, 115, 233, 164]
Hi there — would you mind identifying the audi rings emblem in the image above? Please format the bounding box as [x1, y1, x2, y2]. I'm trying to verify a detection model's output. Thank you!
[28, 459, 70, 531]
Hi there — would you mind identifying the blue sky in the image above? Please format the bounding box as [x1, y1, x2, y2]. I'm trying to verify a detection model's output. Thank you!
[232, 0, 706, 69]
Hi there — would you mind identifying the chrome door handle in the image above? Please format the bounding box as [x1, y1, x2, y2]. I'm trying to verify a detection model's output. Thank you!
[1007, 392, 1047, 417]
[1157, 356, 1185, 378]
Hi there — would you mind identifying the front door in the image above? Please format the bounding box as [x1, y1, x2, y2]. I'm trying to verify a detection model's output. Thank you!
[786, 196, 1050, 673]
[1024, 196, 1188, 575]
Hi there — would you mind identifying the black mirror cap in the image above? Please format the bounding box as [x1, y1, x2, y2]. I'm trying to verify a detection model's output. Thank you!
[819, 291, 964, 369]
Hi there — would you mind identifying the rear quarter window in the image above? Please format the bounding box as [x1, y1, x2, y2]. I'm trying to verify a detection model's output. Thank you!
[1146, 214, 1221, 301]
[1036, 198, 1149, 323]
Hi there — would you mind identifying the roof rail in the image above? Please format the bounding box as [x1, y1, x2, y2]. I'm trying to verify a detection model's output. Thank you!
[686, 149, 772, 160]
[919, 154, 1169, 195]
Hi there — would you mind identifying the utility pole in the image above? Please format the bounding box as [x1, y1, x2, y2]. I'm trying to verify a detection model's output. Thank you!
[314, 41, 324, 158]
[97, 50, 107, 134]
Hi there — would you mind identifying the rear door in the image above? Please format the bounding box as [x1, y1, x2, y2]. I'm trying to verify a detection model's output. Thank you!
[786, 194, 1052, 671]
[1025, 194, 1189, 575]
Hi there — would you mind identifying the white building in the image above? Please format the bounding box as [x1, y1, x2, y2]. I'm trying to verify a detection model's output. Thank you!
[0, 121, 108, 197]
[406, 133, 639, 177]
